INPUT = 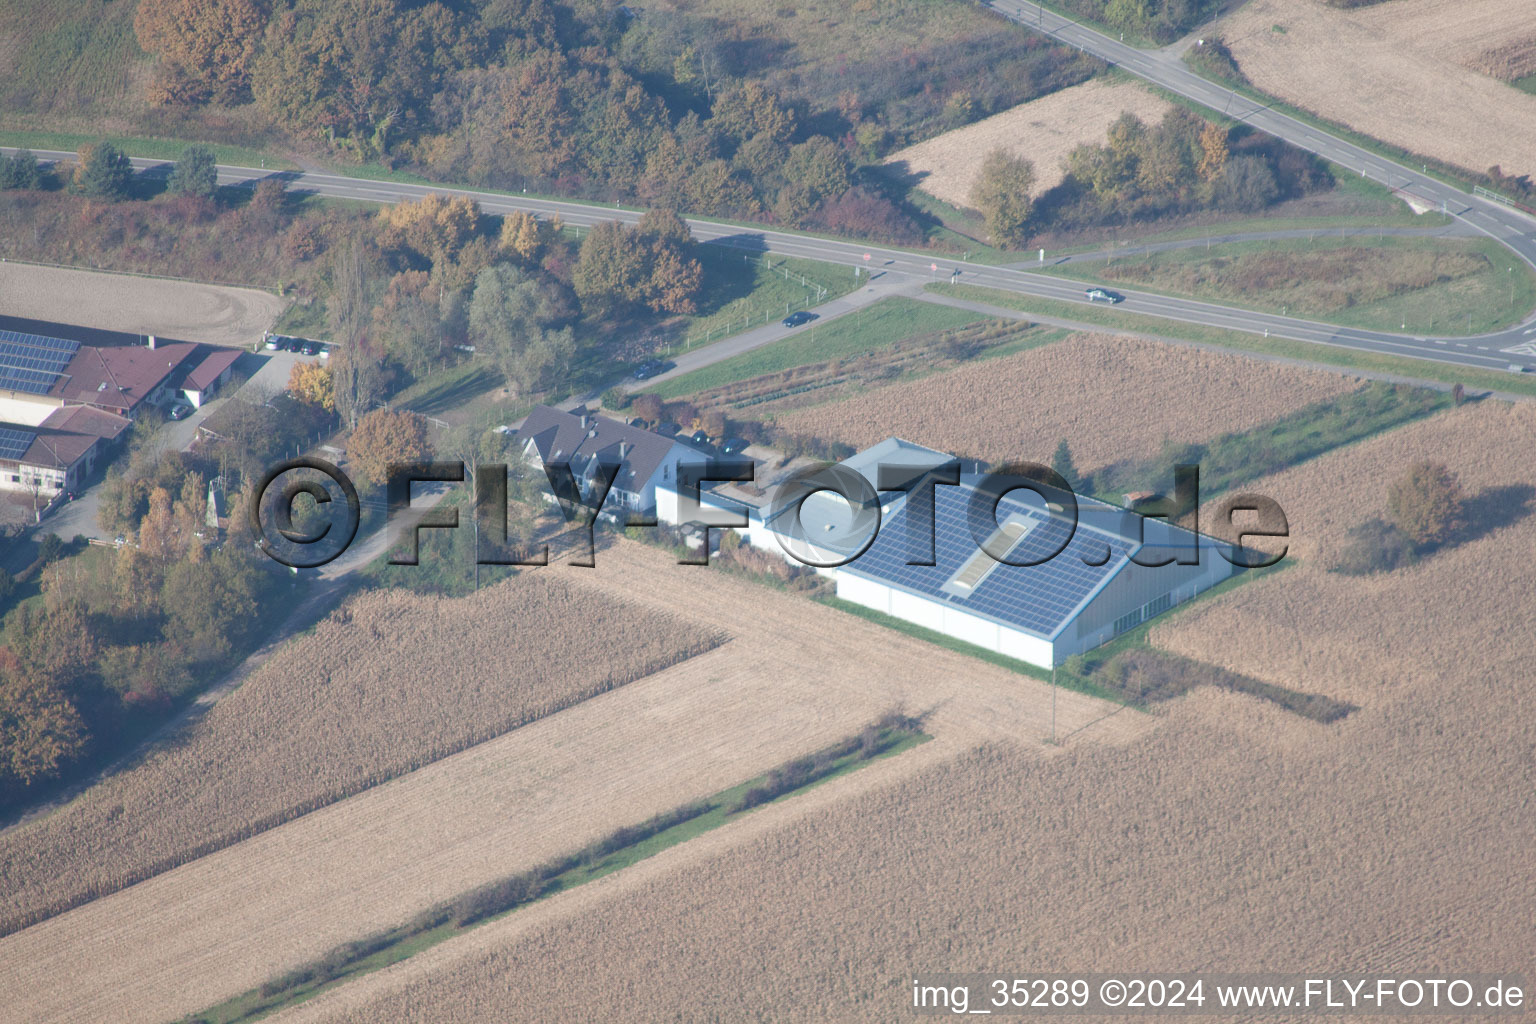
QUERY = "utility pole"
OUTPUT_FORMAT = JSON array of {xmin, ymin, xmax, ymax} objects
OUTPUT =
[{"xmin": 1050, "ymin": 663, "xmax": 1057, "ymax": 744}]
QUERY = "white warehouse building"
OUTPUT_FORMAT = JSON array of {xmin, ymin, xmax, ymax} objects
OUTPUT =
[{"xmin": 659, "ymin": 436, "xmax": 1244, "ymax": 668}]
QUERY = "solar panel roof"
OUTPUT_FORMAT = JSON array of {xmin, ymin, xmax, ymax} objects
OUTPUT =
[
  {"xmin": 0, "ymin": 425, "xmax": 37, "ymax": 462},
  {"xmin": 843, "ymin": 481, "xmax": 1138, "ymax": 639},
  {"xmin": 0, "ymin": 330, "xmax": 79, "ymax": 396}
]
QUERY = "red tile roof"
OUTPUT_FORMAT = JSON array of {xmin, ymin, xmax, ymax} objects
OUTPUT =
[
  {"xmin": 51, "ymin": 342, "xmax": 199, "ymax": 413},
  {"xmin": 20, "ymin": 405, "xmax": 130, "ymax": 469},
  {"xmin": 183, "ymin": 348, "xmax": 242, "ymax": 392}
]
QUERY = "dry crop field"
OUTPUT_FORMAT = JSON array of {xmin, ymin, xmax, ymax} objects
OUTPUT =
[
  {"xmin": 0, "ymin": 262, "xmax": 286, "ymax": 348},
  {"xmin": 1153, "ymin": 400, "xmax": 1536, "ymax": 708},
  {"xmin": 0, "ymin": 541, "xmax": 1149, "ymax": 1024},
  {"xmin": 771, "ymin": 331, "xmax": 1357, "ymax": 473},
  {"xmin": 268, "ymin": 637, "xmax": 1536, "ymax": 1022},
  {"xmin": 0, "ymin": 576, "xmax": 723, "ymax": 936},
  {"xmin": 1220, "ymin": 0, "xmax": 1536, "ymax": 178},
  {"xmin": 884, "ymin": 78, "xmax": 1173, "ymax": 209}
]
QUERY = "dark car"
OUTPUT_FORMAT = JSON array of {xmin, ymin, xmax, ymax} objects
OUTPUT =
[
  {"xmin": 690, "ymin": 429, "xmax": 711, "ymax": 446},
  {"xmin": 300, "ymin": 341, "xmax": 320, "ymax": 356},
  {"xmin": 720, "ymin": 436, "xmax": 750, "ymax": 455},
  {"xmin": 655, "ymin": 420, "xmax": 680, "ymax": 437},
  {"xmin": 168, "ymin": 401, "xmax": 193, "ymax": 421},
  {"xmin": 1084, "ymin": 287, "xmax": 1124, "ymax": 304},
  {"xmin": 782, "ymin": 311, "xmax": 819, "ymax": 327},
  {"xmin": 633, "ymin": 359, "xmax": 672, "ymax": 380}
]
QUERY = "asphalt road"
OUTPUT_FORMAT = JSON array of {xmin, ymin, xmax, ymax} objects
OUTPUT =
[{"xmin": 7, "ymin": 118, "xmax": 1536, "ymax": 375}]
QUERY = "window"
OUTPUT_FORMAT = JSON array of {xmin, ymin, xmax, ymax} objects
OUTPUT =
[
  {"xmin": 1113, "ymin": 609, "xmax": 1142, "ymax": 635},
  {"xmin": 1141, "ymin": 593, "xmax": 1173, "ymax": 619}
]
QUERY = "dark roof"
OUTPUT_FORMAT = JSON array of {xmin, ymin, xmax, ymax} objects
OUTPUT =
[
  {"xmin": 841, "ymin": 475, "xmax": 1222, "ymax": 639},
  {"xmin": 516, "ymin": 405, "xmax": 681, "ymax": 496},
  {"xmin": 183, "ymin": 348, "xmax": 241, "ymax": 392},
  {"xmin": 0, "ymin": 329, "xmax": 79, "ymax": 396},
  {"xmin": 8, "ymin": 405, "xmax": 129, "ymax": 470},
  {"xmin": 51, "ymin": 342, "xmax": 199, "ymax": 413}
]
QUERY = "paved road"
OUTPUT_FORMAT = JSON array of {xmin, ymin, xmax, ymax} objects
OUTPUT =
[{"xmin": 7, "ymin": 142, "xmax": 1536, "ymax": 375}]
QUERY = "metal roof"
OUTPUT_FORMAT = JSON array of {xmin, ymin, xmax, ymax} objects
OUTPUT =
[{"xmin": 0, "ymin": 330, "xmax": 79, "ymax": 396}]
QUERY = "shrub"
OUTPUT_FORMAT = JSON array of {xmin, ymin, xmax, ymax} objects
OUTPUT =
[
  {"xmin": 1332, "ymin": 518, "xmax": 1416, "ymax": 575},
  {"xmin": 1387, "ymin": 461, "xmax": 1464, "ymax": 549}
]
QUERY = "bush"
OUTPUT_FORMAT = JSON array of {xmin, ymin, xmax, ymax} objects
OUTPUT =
[
  {"xmin": 602, "ymin": 386, "xmax": 630, "ymax": 412},
  {"xmin": 1387, "ymin": 461, "xmax": 1464, "ymax": 549},
  {"xmin": 1332, "ymin": 518, "xmax": 1416, "ymax": 575}
]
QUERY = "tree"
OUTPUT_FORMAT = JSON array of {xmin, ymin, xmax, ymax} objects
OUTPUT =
[
  {"xmin": 347, "ymin": 409, "xmax": 433, "ymax": 487},
  {"xmin": 1333, "ymin": 518, "xmax": 1415, "ymax": 575},
  {"xmin": 1051, "ymin": 439, "xmax": 1082, "ymax": 492},
  {"xmin": 469, "ymin": 263, "xmax": 573, "ymax": 399},
  {"xmin": 572, "ymin": 220, "xmax": 651, "ymax": 313},
  {"xmin": 1387, "ymin": 461, "xmax": 1464, "ymax": 549},
  {"xmin": 160, "ymin": 548, "xmax": 265, "ymax": 661},
  {"xmin": 969, "ymin": 149, "xmax": 1036, "ymax": 248},
  {"xmin": 0, "ymin": 149, "xmax": 45, "ymax": 190},
  {"xmin": 377, "ymin": 194, "xmax": 481, "ymax": 271},
  {"xmin": 630, "ymin": 392, "xmax": 664, "ymax": 425},
  {"xmin": 371, "ymin": 271, "xmax": 445, "ymax": 377},
  {"xmin": 74, "ymin": 142, "xmax": 134, "ymax": 200},
  {"xmin": 498, "ymin": 210, "xmax": 555, "ymax": 264},
  {"xmin": 167, "ymin": 144, "xmax": 218, "ymax": 198},
  {"xmin": 1197, "ymin": 122, "xmax": 1229, "ymax": 182},
  {"xmin": 0, "ymin": 669, "xmax": 86, "ymax": 789},
  {"xmin": 134, "ymin": 0, "xmax": 270, "ymax": 103},
  {"xmin": 287, "ymin": 361, "xmax": 335, "ymax": 411},
  {"xmin": 1212, "ymin": 156, "xmax": 1278, "ymax": 213}
]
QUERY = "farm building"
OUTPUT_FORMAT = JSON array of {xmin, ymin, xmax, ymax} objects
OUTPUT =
[
  {"xmin": 516, "ymin": 405, "xmax": 705, "ymax": 519},
  {"xmin": 659, "ymin": 435, "xmax": 1243, "ymax": 666},
  {"xmin": 0, "ymin": 404, "xmax": 131, "ymax": 497},
  {"xmin": 180, "ymin": 348, "xmax": 242, "ymax": 408}
]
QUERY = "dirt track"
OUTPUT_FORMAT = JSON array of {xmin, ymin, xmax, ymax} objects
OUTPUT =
[{"xmin": 0, "ymin": 261, "xmax": 285, "ymax": 346}]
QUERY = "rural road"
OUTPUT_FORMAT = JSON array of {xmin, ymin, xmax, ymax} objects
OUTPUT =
[{"xmin": 6, "ymin": 114, "xmax": 1536, "ymax": 376}]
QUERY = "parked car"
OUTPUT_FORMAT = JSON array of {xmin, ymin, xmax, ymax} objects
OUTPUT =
[
  {"xmin": 690, "ymin": 429, "xmax": 710, "ymax": 445},
  {"xmin": 168, "ymin": 401, "xmax": 193, "ymax": 421},
  {"xmin": 721, "ymin": 436, "xmax": 751, "ymax": 455},
  {"xmin": 317, "ymin": 343, "xmax": 331, "ymax": 359},
  {"xmin": 655, "ymin": 420, "xmax": 680, "ymax": 437},
  {"xmin": 300, "ymin": 341, "xmax": 320, "ymax": 356},
  {"xmin": 263, "ymin": 334, "xmax": 281, "ymax": 351},
  {"xmin": 1085, "ymin": 287, "xmax": 1124, "ymax": 304},
  {"xmin": 782, "ymin": 310, "xmax": 819, "ymax": 327}
]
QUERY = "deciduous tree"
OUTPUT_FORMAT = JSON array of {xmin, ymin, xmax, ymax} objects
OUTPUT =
[
  {"xmin": 1387, "ymin": 461, "xmax": 1464, "ymax": 549},
  {"xmin": 134, "ymin": 0, "xmax": 269, "ymax": 103},
  {"xmin": 969, "ymin": 149, "xmax": 1036, "ymax": 248},
  {"xmin": 287, "ymin": 361, "xmax": 336, "ymax": 411},
  {"xmin": 347, "ymin": 409, "xmax": 434, "ymax": 487}
]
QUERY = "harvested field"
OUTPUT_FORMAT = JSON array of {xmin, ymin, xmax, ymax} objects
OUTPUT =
[
  {"xmin": 1153, "ymin": 401, "xmax": 1536, "ymax": 707},
  {"xmin": 266, "ymin": 639, "xmax": 1536, "ymax": 1023},
  {"xmin": 0, "ymin": 261, "xmax": 285, "ymax": 348},
  {"xmin": 0, "ymin": 541, "xmax": 1149, "ymax": 1024},
  {"xmin": 885, "ymin": 78, "xmax": 1173, "ymax": 209},
  {"xmin": 1221, "ymin": 0, "xmax": 1536, "ymax": 178},
  {"xmin": 0, "ymin": 576, "xmax": 724, "ymax": 937},
  {"xmin": 771, "ymin": 331, "xmax": 1357, "ymax": 473}
]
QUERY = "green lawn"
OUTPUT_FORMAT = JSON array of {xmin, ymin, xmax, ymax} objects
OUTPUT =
[
  {"xmin": 646, "ymin": 297, "xmax": 986, "ymax": 399},
  {"xmin": 663, "ymin": 249, "xmax": 859, "ymax": 354},
  {"xmin": 927, "ymin": 283, "xmax": 1536, "ymax": 399},
  {"xmin": 1514, "ymin": 74, "xmax": 1536, "ymax": 97},
  {"xmin": 0, "ymin": 127, "xmax": 296, "ymax": 171},
  {"xmin": 1040, "ymin": 235, "xmax": 1536, "ymax": 336}
]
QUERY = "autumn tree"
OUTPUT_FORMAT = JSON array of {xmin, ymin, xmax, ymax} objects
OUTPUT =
[
  {"xmin": 253, "ymin": 0, "xmax": 469, "ymax": 153},
  {"xmin": 287, "ymin": 361, "xmax": 336, "ymax": 412},
  {"xmin": 711, "ymin": 82, "xmax": 796, "ymax": 146},
  {"xmin": 378, "ymin": 194, "xmax": 481, "ymax": 271},
  {"xmin": 498, "ymin": 210, "xmax": 560, "ymax": 265},
  {"xmin": 134, "ymin": 0, "xmax": 270, "ymax": 103},
  {"xmin": 1212, "ymin": 156, "xmax": 1279, "ymax": 212},
  {"xmin": 167, "ymin": 144, "xmax": 218, "ymax": 198},
  {"xmin": 969, "ymin": 149, "xmax": 1036, "ymax": 248},
  {"xmin": 775, "ymin": 137, "xmax": 853, "ymax": 227},
  {"xmin": 630, "ymin": 392, "xmax": 664, "ymax": 425},
  {"xmin": 0, "ymin": 663, "xmax": 86, "ymax": 791},
  {"xmin": 347, "ymin": 408, "xmax": 434, "ymax": 487},
  {"xmin": 1197, "ymin": 122, "xmax": 1229, "ymax": 182},
  {"xmin": 1387, "ymin": 461, "xmax": 1464, "ymax": 549},
  {"xmin": 372, "ymin": 271, "xmax": 445, "ymax": 377},
  {"xmin": 73, "ymin": 142, "xmax": 134, "ymax": 200},
  {"xmin": 160, "ymin": 548, "xmax": 265, "ymax": 662},
  {"xmin": 573, "ymin": 213, "xmax": 703, "ymax": 315}
]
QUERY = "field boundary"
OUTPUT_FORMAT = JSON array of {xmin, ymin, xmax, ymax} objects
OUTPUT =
[{"xmin": 180, "ymin": 716, "xmax": 929, "ymax": 1024}]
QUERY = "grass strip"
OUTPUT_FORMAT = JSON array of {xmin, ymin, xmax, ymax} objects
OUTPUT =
[
  {"xmin": 179, "ymin": 714, "xmax": 929, "ymax": 1024},
  {"xmin": 0, "ymin": 128, "xmax": 295, "ymax": 171},
  {"xmin": 925, "ymin": 283, "xmax": 1536, "ymax": 399},
  {"xmin": 645, "ymin": 297, "xmax": 987, "ymax": 399}
]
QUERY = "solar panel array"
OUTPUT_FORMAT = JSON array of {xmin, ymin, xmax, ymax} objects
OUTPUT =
[
  {"xmin": 847, "ymin": 484, "xmax": 1136, "ymax": 638},
  {"xmin": 0, "ymin": 425, "xmax": 37, "ymax": 462},
  {"xmin": 0, "ymin": 330, "xmax": 79, "ymax": 396}
]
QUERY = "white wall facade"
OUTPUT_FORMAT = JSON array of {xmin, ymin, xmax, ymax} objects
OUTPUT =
[{"xmin": 835, "ymin": 573, "xmax": 1059, "ymax": 669}]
